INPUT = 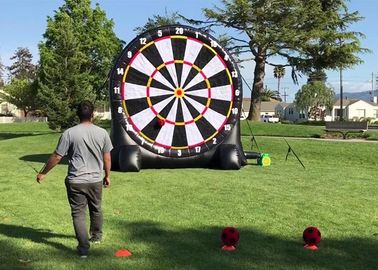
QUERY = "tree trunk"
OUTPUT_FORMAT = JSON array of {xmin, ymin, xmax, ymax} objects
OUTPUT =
[
  {"xmin": 247, "ymin": 50, "xmax": 266, "ymax": 121},
  {"xmin": 277, "ymin": 78, "xmax": 281, "ymax": 96},
  {"xmin": 24, "ymin": 109, "xmax": 28, "ymax": 118}
]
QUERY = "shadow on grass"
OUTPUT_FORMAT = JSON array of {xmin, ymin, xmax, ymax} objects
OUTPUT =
[
  {"xmin": 20, "ymin": 154, "xmax": 68, "ymax": 165},
  {"xmin": 1, "ymin": 221, "xmax": 377, "ymax": 269},
  {"xmin": 0, "ymin": 224, "xmax": 73, "ymax": 252},
  {"xmin": 0, "ymin": 224, "xmax": 77, "ymax": 269},
  {"xmin": 0, "ymin": 132, "xmax": 54, "ymax": 141},
  {"xmin": 110, "ymin": 221, "xmax": 377, "ymax": 270}
]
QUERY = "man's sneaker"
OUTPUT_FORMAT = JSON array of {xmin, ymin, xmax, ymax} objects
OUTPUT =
[
  {"xmin": 77, "ymin": 247, "xmax": 89, "ymax": 258},
  {"xmin": 89, "ymin": 237, "xmax": 102, "ymax": 244}
]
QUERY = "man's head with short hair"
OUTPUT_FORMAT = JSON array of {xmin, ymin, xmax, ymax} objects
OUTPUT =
[{"xmin": 77, "ymin": 100, "xmax": 94, "ymax": 122}]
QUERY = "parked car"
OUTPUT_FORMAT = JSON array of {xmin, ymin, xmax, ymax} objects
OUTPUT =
[{"xmin": 260, "ymin": 115, "xmax": 280, "ymax": 123}]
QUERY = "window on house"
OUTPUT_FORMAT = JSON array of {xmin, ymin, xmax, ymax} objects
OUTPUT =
[{"xmin": 335, "ymin": 109, "xmax": 341, "ymax": 117}]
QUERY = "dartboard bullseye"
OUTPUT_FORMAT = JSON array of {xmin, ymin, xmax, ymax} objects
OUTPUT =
[{"xmin": 110, "ymin": 25, "xmax": 242, "ymax": 158}]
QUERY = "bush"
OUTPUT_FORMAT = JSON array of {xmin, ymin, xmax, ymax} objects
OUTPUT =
[
  {"xmin": 0, "ymin": 112, "xmax": 14, "ymax": 117},
  {"xmin": 298, "ymin": 120, "xmax": 326, "ymax": 126}
]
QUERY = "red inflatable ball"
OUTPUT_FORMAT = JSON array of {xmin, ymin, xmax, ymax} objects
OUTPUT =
[
  {"xmin": 303, "ymin": 226, "xmax": 321, "ymax": 246},
  {"xmin": 221, "ymin": 227, "xmax": 240, "ymax": 247},
  {"xmin": 158, "ymin": 119, "xmax": 165, "ymax": 127}
]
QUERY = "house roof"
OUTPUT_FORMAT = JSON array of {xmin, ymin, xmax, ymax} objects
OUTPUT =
[
  {"xmin": 242, "ymin": 99, "xmax": 286, "ymax": 113},
  {"xmin": 276, "ymin": 102, "xmax": 291, "ymax": 109},
  {"xmin": 365, "ymin": 101, "xmax": 378, "ymax": 106},
  {"xmin": 333, "ymin": 99, "xmax": 359, "ymax": 107},
  {"xmin": 334, "ymin": 99, "xmax": 378, "ymax": 107}
]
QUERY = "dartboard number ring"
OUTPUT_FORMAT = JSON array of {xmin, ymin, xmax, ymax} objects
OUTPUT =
[{"xmin": 110, "ymin": 25, "xmax": 242, "ymax": 158}]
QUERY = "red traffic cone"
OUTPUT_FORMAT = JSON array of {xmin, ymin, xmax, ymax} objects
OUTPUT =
[
  {"xmin": 115, "ymin": 249, "xmax": 132, "ymax": 257},
  {"xmin": 221, "ymin": 245, "xmax": 236, "ymax": 251},
  {"xmin": 304, "ymin": 244, "xmax": 318, "ymax": 251}
]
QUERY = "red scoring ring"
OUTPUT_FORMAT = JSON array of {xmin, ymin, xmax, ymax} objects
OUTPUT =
[
  {"xmin": 145, "ymin": 61, "xmax": 211, "ymax": 125},
  {"xmin": 119, "ymin": 34, "xmax": 237, "ymax": 152}
]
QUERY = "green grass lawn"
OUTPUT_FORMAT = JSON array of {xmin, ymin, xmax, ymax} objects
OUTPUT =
[
  {"xmin": 240, "ymin": 121, "xmax": 325, "ymax": 138},
  {"xmin": 0, "ymin": 123, "xmax": 378, "ymax": 269}
]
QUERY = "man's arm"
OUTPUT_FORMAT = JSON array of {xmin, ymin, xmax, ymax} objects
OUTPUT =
[
  {"xmin": 103, "ymin": 152, "xmax": 111, "ymax": 187},
  {"xmin": 36, "ymin": 151, "xmax": 63, "ymax": 183}
]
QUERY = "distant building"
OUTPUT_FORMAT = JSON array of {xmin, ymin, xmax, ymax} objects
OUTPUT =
[
  {"xmin": 241, "ymin": 98, "xmax": 281, "ymax": 118},
  {"xmin": 275, "ymin": 103, "xmax": 308, "ymax": 123},
  {"xmin": 234, "ymin": 97, "xmax": 378, "ymax": 123},
  {"xmin": 0, "ymin": 89, "xmax": 23, "ymax": 118},
  {"xmin": 331, "ymin": 99, "xmax": 378, "ymax": 121}
]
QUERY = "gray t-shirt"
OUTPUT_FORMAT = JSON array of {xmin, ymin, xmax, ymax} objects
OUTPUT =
[{"xmin": 55, "ymin": 123, "xmax": 113, "ymax": 183}]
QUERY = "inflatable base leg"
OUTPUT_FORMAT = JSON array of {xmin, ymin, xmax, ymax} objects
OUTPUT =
[
  {"xmin": 216, "ymin": 144, "xmax": 242, "ymax": 170},
  {"xmin": 118, "ymin": 145, "xmax": 142, "ymax": 172}
]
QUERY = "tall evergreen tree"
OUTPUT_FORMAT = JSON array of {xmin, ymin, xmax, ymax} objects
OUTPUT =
[
  {"xmin": 196, "ymin": 0, "xmax": 366, "ymax": 120},
  {"xmin": 8, "ymin": 47, "xmax": 36, "ymax": 80},
  {"xmin": 307, "ymin": 70, "xmax": 328, "ymax": 84},
  {"xmin": 38, "ymin": 0, "xmax": 122, "ymax": 130},
  {"xmin": 0, "ymin": 49, "xmax": 38, "ymax": 117},
  {"xmin": 0, "ymin": 56, "xmax": 5, "ymax": 87},
  {"xmin": 134, "ymin": 12, "xmax": 181, "ymax": 34}
]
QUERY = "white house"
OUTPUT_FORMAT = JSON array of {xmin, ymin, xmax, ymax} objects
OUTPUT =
[
  {"xmin": 275, "ymin": 103, "xmax": 308, "ymax": 123},
  {"xmin": 331, "ymin": 99, "xmax": 378, "ymax": 121},
  {"xmin": 278, "ymin": 98, "xmax": 378, "ymax": 123}
]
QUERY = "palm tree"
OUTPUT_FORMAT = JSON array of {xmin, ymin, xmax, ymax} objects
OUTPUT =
[
  {"xmin": 273, "ymin": 65, "xmax": 285, "ymax": 96},
  {"xmin": 261, "ymin": 88, "xmax": 282, "ymax": 102}
]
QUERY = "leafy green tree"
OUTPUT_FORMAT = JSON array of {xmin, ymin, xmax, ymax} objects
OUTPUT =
[
  {"xmin": 0, "ymin": 49, "xmax": 38, "ymax": 117},
  {"xmin": 136, "ymin": 13, "xmax": 242, "ymax": 63},
  {"xmin": 38, "ymin": 0, "xmax": 122, "ymax": 130},
  {"xmin": 273, "ymin": 65, "xmax": 285, "ymax": 95},
  {"xmin": 134, "ymin": 12, "xmax": 181, "ymax": 34},
  {"xmin": 307, "ymin": 70, "xmax": 327, "ymax": 84},
  {"xmin": 294, "ymin": 81, "xmax": 335, "ymax": 121},
  {"xmin": 8, "ymin": 47, "xmax": 36, "ymax": 80},
  {"xmin": 198, "ymin": 0, "xmax": 366, "ymax": 121},
  {"xmin": 0, "ymin": 79, "xmax": 38, "ymax": 117}
]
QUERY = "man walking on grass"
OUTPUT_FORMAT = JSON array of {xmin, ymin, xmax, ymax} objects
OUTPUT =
[{"xmin": 36, "ymin": 100, "xmax": 113, "ymax": 258}]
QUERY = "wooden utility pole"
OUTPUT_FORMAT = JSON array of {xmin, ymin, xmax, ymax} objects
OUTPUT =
[
  {"xmin": 282, "ymin": 88, "xmax": 289, "ymax": 103},
  {"xmin": 340, "ymin": 68, "xmax": 343, "ymax": 121}
]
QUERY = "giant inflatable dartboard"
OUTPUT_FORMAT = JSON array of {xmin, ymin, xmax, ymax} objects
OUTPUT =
[{"xmin": 109, "ymin": 25, "xmax": 246, "ymax": 171}]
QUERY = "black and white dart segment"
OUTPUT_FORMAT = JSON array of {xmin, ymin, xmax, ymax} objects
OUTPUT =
[{"xmin": 110, "ymin": 26, "xmax": 241, "ymax": 157}]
